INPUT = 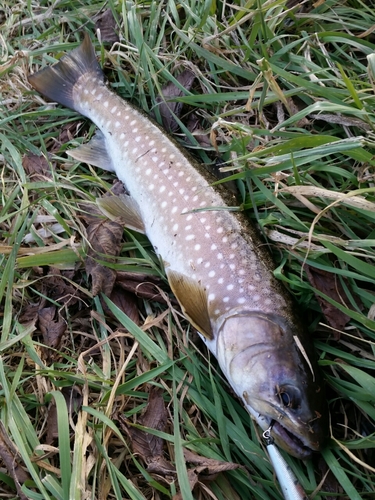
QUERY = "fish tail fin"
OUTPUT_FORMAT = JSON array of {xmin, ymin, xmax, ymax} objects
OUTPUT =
[{"xmin": 28, "ymin": 33, "xmax": 104, "ymax": 111}]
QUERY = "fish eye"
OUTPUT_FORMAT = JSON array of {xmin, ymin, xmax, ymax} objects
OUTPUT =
[{"xmin": 276, "ymin": 385, "xmax": 301, "ymax": 411}]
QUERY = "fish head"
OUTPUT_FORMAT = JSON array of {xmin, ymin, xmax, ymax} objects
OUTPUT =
[{"xmin": 215, "ymin": 310, "xmax": 327, "ymax": 459}]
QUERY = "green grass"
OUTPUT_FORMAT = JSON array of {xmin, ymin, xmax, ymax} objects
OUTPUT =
[{"xmin": 1, "ymin": 0, "xmax": 375, "ymax": 498}]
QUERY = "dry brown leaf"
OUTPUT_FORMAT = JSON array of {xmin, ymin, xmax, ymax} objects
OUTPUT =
[
  {"xmin": 116, "ymin": 271, "xmax": 174, "ymax": 305},
  {"xmin": 46, "ymin": 387, "xmax": 82, "ymax": 445},
  {"xmin": 95, "ymin": 8, "xmax": 119, "ymax": 43},
  {"xmin": 127, "ymin": 387, "xmax": 168, "ymax": 461},
  {"xmin": 155, "ymin": 70, "xmax": 196, "ymax": 133},
  {"xmin": 184, "ymin": 448, "xmax": 242, "ymax": 476},
  {"xmin": 22, "ymin": 153, "xmax": 52, "ymax": 181},
  {"xmin": 85, "ymin": 218, "xmax": 123, "ymax": 296},
  {"xmin": 43, "ymin": 268, "xmax": 82, "ymax": 307},
  {"xmin": 105, "ymin": 286, "xmax": 140, "ymax": 325},
  {"xmin": 38, "ymin": 306, "xmax": 66, "ymax": 349},
  {"xmin": 119, "ymin": 387, "xmax": 174, "ymax": 475},
  {"xmin": 305, "ymin": 265, "xmax": 363, "ymax": 337},
  {"xmin": 0, "ymin": 421, "xmax": 29, "ymax": 500}
]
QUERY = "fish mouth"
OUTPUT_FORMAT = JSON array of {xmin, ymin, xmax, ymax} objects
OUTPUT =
[{"xmin": 270, "ymin": 419, "xmax": 316, "ymax": 459}]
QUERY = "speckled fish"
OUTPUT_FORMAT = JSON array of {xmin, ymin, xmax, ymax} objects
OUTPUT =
[{"xmin": 28, "ymin": 34, "xmax": 326, "ymax": 459}]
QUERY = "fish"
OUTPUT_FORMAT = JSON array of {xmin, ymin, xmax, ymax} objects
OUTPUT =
[{"xmin": 28, "ymin": 33, "xmax": 327, "ymax": 460}]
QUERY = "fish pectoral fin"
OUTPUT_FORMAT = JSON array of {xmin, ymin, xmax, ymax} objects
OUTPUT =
[
  {"xmin": 68, "ymin": 130, "xmax": 115, "ymax": 172},
  {"xmin": 166, "ymin": 269, "xmax": 213, "ymax": 340},
  {"xmin": 97, "ymin": 194, "xmax": 145, "ymax": 233}
]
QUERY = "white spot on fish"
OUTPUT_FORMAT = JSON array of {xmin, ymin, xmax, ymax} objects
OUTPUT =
[
  {"xmin": 204, "ymin": 262, "xmax": 210, "ymax": 268},
  {"xmin": 208, "ymin": 293, "xmax": 215, "ymax": 301},
  {"xmin": 214, "ymin": 309, "xmax": 221, "ymax": 315},
  {"xmin": 168, "ymin": 191, "xmax": 173, "ymax": 197},
  {"xmin": 218, "ymin": 278, "xmax": 224, "ymax": 284},
  {"xmin": 173, "ymin": 181, "xmax": 178, "ymax": 187},
  {"xmin": 194, "ymin": 244, "xmax": 201, "ymax": 251},
  {"xmin": 111, "ymin": 106, "xmax": 117, "ymax": 113},
  {"xmin": 97, "ymin": 93, "xmax": 103, "ymax": 99},
  {"xmin": 186, "ymin": 235, "xmax": 195, "ymax": 241},
  {"xmin": 185, "ymin": 225, "xmax": 192, "ymax": 231},
  {"xmin": 230, "ymin": 264, "xmax": 236, "ymax": 270},
  {"xmin": 146, "ymin": 168, "xmax": 152, "ymax": 175},
  {"xmin": 120, "ymin": 133, "xmax": 125, "ymax": 139},
  {"xmin": 179, "ymin": 188, "xmax": 185, "ymax": 195},
  {"xmin": 199, "ymin": 201, "xmax": 206, "ymax": 207},
  {"xmin": 169, "ymin": 154, "xmax": 175, "ymax": 160},
  {"xmin": 133, "ymin": 128, "xmax": 138, "ymax": 133},
  {"xmin": 227, "ymin": 284, "xmax": 234, "ymax": 291},
  {"xmin": 84, "ymin": 89, "xmax": 89, "ymax": 94},
  {"xmin": 91, "ymin": 88, "xmax": 96, "ymax": 95},
  {"xmin": 178, "ymin": 171, "xmax": 184, "ymax": 177},
  {"xmin": 200, "ymin": 217, "xmax": 206, "ymax": 224},
  {"xmin": 252, "ymin": 295, "xmax": 260, "ymax": 302},
  {"xmin": 222, "ymin": 236, "xmax": 228, "ymax": 243},
  {"xmin": 159, "ymin": 186, "xmax": 166, "ymax": 193},
  {"xmin": 148, "ymin": 184, "xmax": 155, "ymax": 190},
  {"xmin": 173, "ymin": 223, "xmax": 178, "ymax": 231},
  {"xmin": 223, "ymin": 297, "xmax": 229, "ymax": 303},
  {"xmin": 204, "ymin": 233, "xmax": 210, "ymax": 238},
  {"xmin": 115, "ymin": 121, "xmax": 120, "ymax": 127},
  {"xmin": 130, "ymin": 119, "xmax": 136, "ymax": 125},
  {"xmin": 161, "ymin": 201, "xmax": 167, "ymax": 208},
  {"xmin": 217, "ymin": 253, "xmax": 223, "ymax": 260},
  {"xmin": 229, "ymin": 253, "xmax": 235, "ymax": 259},
  {"xmin": 149, "ymin": 140, "xmax": 155, "ymax": 146},
  {"xmin": 186, "ymin": 214, "xmax": 193, "ymax": 221},
  {"xmin": 231, "ymin": 242, "xmax": 238, "ymax": 250},
  {"xmin": 132, "ymin": 147, "xmax": 138, "ymax": 154},
  {"xmin": 197, "ymin": 257, "xmax": 203, "ymax": 264},
  {"xmin": 217, "ymin": 227, "xmax": 223, "ymax": 234},
  {"xmin": 117, "ymin": 111, "xmax": 121, "ymax": 116},
  {"xmin": 176, "ymin": 162, "xmax": 182, "ymax": 167},
  {"xmin": 193, "ymin": 195, "xmax": 198, "ymax": 202},
  {"xmin": 208, "ymin": 270, "xmax": 215, "ymax": 278},
  {"xmin": 135, "ymin": 136, "xmax": 141, "ymax": 142},
  {"xmin": 211, "ymin": 244, "xmax": 217, "ymax": 251},
  {"xmin": 106, "ymin": 120, "xmax": 112, "ymax": 128},
  {"xmin": 161, "ymin": 147, "xmax": 167, "ymax": 153},
  {"xmin": 104, "ymin": 101, "xmax": 109, "ymax": 108},
  {"xmin": 186, "ymin": 176, "xmax": 191, "ymax": 182},
  {"xmin": 125, "ymin": 115, "xmax": 130, "ymax": 120},
  {"xmin": 265, "ymin": 298, "xmax": 272, "ymax": 305},
  {"xmin": 239, "ymin": 269, "xmax": 245, "ymax": 275},
  {"xmin": 237, "ymin": 297, "xmax": 246, "ymax": 304}
]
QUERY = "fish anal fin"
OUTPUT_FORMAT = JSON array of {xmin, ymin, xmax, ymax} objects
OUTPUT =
[
  {"xmin": 166, "ymin": 269, "xmax": 213, "ymax": 340},
  {"xmin": 68, "ymin": 131, "xmax": 114, "ymax": 171},
  {"xmin": 97, "ymin": 194, "xmax": 145, "ymax": 234}
]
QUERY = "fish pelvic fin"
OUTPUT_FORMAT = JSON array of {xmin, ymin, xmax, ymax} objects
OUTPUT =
[
  {"xmin": 97, "ymin": 194, "xmax": 146, "ymax": 234},
  {"xmin": 28, "ymin": 32, "xmax": 104, "ymax": 111},
  {"xmin": 166, "ymin": 269, "xmax": 213, "ymax": 340},
  {"xmin": 68, "ymin": 131, "xmax": 115, "ymax": 171}
]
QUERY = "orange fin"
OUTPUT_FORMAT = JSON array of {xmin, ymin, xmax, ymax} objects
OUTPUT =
[
  {"xmin": 68, "ymin": 131, "xmax": 114, "ymax": 172},
  {"xmin": 97, "ymin": 195, "xmax": 145, "ymax": 234},
  {"xmin": 28, "ymin": 33, "xmax": 103, "ymax": 111},
  {"xmin": 166, "ymin": 269, "xmax": 213, "ymax": 340}
]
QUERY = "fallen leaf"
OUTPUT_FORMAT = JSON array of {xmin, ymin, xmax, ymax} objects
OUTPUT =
[
  {"xmin": 305, "ymin": 265, "xmax": 363, "ymax": 337},
  {"xmin": 155, "ymin": 70, "xmax": 196, "ymax": 133},
  {"xmin": 38, "ymin": 306, "xmax": 66, "ymax": 349},
  {"xmin": 184, "ymin": 448, "xmax": 242, "ymax": 476},
  {"xmin": 22, "ymin": 153, "xmax": 52, "ymax": 181},
  {"xmin": 105, "ymin": 286, "xmax": 140, "ymax": 325},
  {"xmin": 116, "ymin": 271, "xmax": 175, "ymax": 305},
  {"xmin": 85, "ymin": 218, "xmax": 123, "ymax": 296},
  {"xmin": 0, "ymin": 421, "xmax": 29, "ymax": 500},
  {"xmin": 95, "ymin": 8, "xmax": 119, "ymax": 43},
  {"xmin": 43, "ymin": 268, "xmax": 82, "ymax": 307},
  {"xmin": 118, "ymin": 386, "xmax": 174, "ymax": 476},
  {"xmin": 46, "ymin": 387, "xmax": 82, "ymax": 445}
]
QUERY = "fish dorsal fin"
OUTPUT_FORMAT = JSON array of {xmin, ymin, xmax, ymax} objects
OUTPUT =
[
  {"xmin": 68, "ymin": 131, "xmax": 114, "ymax": 172},
  {"xmin": 97, "ymin": 194, "xmax": 145, "ymax": 233},
  {"xmin": 166, "ymin": 269, "xmax": 213, "ymax": 340}
]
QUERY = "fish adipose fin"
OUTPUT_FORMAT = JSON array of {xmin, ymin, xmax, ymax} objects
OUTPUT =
[
  {"xmin": 166, "ymin": 269, "xmax": 213, "ymax": 340},
  {"xmin": 69, "ymin": 131, "xmax": 114, "ymax": 172},
  {"xmin": 28, "ymin": 32, "xmax": 103, "ymax": 111},
  {"xmin": 97, "ymin": 195, "xmax": 145, "ymax": 234}
]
